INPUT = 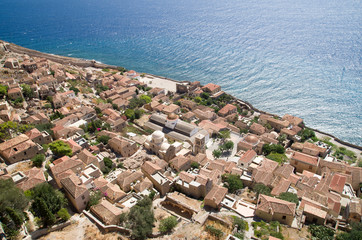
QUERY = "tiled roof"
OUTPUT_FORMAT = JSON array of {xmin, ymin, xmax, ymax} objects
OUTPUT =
[
  {"xmin": 205, "ymin": 185, "xmax": 227, "ymax": 206},
  {"xmin": 257, "ymin": 194, "xmax": 296, "ymax": 216},
  {"xmin": 239, "ymin": 150, "xmax": 257, "ymax": 164},
  {"xmin": 303, "ymin": 204, "xmax": 327, "ymax": 219},
  {"xmin": 77, "ymin": 149, "xmax": 97, "ymax": 165},
  {"xmin": 0, "ymin": 134, "xmax": 29, "ymax": 151},
  {"xmin": 329, "ymin": 173, "xmax": 346, "ymax": 194},
  {"xmin": 291, "ymin": 151, "xmax": 319, "ymax": 166},
  {"xmin": 60, "ymin": 174, "xmax": 88, "ymax": 199},
  {"xmin": 274, "ymin": 164, "xmax": 294, "ymax": 179},
  {"xmin": 142, "ymin": 161, "xmax": 162, "ymax": 176},
  {"xmin": 16, "ymin": 167, "xmax": 46, "ymax": 191},
  {"xmin": 271, "ymin": 178, "xmax": 291, "ymax": 196},
  {"xmin": 179, "ymin": 171, "xmax": 195, "ymax": 183},
  {"xmin": 25, "ymin": 128, "xmax": 42, "ymax": 140},
  {"xmin": 50, "ymin": 158, "xmax": 83, "ymax": 176}
]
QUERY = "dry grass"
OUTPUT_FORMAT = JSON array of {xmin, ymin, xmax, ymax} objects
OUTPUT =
[{"xmin": 281, "ymin": 225, "xmax": 310, "ymax": 240}]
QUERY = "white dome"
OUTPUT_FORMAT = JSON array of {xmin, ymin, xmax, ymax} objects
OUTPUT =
[{"xmin": 152, "ymin": 130, "xmax": 164, "ymax": 139}]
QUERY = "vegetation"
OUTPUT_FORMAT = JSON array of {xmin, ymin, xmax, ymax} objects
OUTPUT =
[
  {"xmin": 0, "ymin": 179, "xmax": 29, "ymax": 238},
  {"xmin": 253, "ymin": 183, "xmax": 271, "ymax": 197},
  {"xmin": 278, "ymin": 192, "xmax": 299, "ymax": 206},
  {"xmin": 336, "ymin": 222, "xmax": 362, "ymax": 240},
  {"xmin": 222, "ymin": 174, "xmax": 243, "ymax": 193},
  {"xmin": 49, "ymin": 140, "xmax": 73, "ymax": 157},
  {"xmin": 31, "ymin": 154, "xmax": 45, "ymax": 167},
  {"xmin": 231, "ymin": 216, "xmax": 248, "ymax": 239},
  {"xmin": 57, "ymin": 208, "xmax": 70, "ymax": 222},
  {"xmin": 252, "ymin": 221, "xmax": 283, "ymax": 240},
  {"xmin": 87, "ymin": 190, "xmax": 103, "ymax": 209},
  {"xmin": 266, "ymin": 152, "xmax": 288, "ymax": 163},
  {"xmin": 218, "ymin": 130, "xmax": 230, "ymax": 142},
  {"xmin": 308, "ymin": 224, "xmax": 334, "ymax": 240},
  {"xmin": 21, "ymin": 84, "xmax": 34, "ymax": 99},
  {"xmin": 333, "ymin": 146, "xmax": 357, "ymax": 162},
  {"xmin": 69, "ymin": 86, "xmax": 80, "ymax": 95},
  {"xmin": 298, "ymin": 128, "xmax": 316, "ymax": 142},
  {"xmin": 191, "ymin": 162, "xmax": 200, "ymax": 169},
  {"xmin": 102, "ymin": 157, "xmax": 113, "ymax": 174},
  {"xmin": 159, "ymin": 216, "xmax": 178, "ymax": 233},
  {"xmin": 262, "ymin": 143, "xmax": 285, "ymax": 155},
  {"xmin": 212, "ymin": 149, "xmax": 222, "ymax": 158},
  {"xmin": 205, "ymin": 225, "xmax": 223, "ymax": 239},
  {"xmin": 128, "ymin": 95, "xmax": 151, "ymax": 109},
  {"xmin": 97, "ymin": 135, "xmax": 111, "ymax": 145},
  {"xmin": 0, "ymin": 84, "xmax": 8, "ymax": 97},
  {"xmin": 35, "ymin": 122, "xmax": 54, "ymax": 135},
  {"xmin": 49, "ymin": 111, "xmax": 64, "ymax": 121},
  {"xmin": 29, "ymin": 183, "xmax": 67, "ymax": 227},
  {"xmin": 125, "ymin": 197, "xmax": 155, "ymax": 240},
  {"xmin": 0, "ymin": 121, "xmax": 33, "ymax": 141},
  {"xmin": 125, "ymin": 109, "xmax": 135, "ymax": 121}
]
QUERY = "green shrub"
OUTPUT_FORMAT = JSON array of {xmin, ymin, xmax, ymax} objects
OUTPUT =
[
  {"xmin": 57, "ymin": 208, "xmax": 70, "ymax": 221},
  {"xmin": 159, "ymin": 216, "xmax": 178, "ymax": 233},
  {"xmin": 31, "ymin": 154, "xmax": 45, "ymax": 167},
  {"xmin": 205, "ymin": 225, "xmax": 223, "ymax": 239}
]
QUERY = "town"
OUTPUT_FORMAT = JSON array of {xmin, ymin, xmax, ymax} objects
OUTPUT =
[{"xmin": 0, "ymin": 40, "xmax": 361, "ymax": 240}]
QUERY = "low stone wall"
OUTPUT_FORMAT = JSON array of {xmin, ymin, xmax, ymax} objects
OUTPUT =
[
  {"xmin": 82, "ymin": 210, "xmax": 131, "ymax": 235},
  {"xmin": 29, "ymin": 221, "xmax": 71, "ymax": 239}
]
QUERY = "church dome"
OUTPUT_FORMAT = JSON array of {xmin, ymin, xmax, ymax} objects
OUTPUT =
[
  {"xmin": 167, "ymin": 113, "xmax": 178, "ymax": 120},
  {"xmin": 152, "ymin": 130, "xmax": 164, "ymax": 141},
  {"xmin": 244, "ymin": 134, "xmax": 259, "ymax": 145}
]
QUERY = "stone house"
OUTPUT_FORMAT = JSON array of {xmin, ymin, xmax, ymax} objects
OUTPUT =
[
  {"xmin": 90, "ymin": 199, "xmax": 123, "ymax": 225},
  {"xmin": 255, "ymin": 194, "xmax": 296, "ymax": 226},
  {"xmin": 303, "ymin": 204, "xmax": 327, "ymax": 225},
  {"xmin": 0, "ymin": 134, "xmax": 41, "ymax": 164},
  {"xmin": 50, "ymin": 156, "xmax": 84, "ymax": 187},
  {"xmin": 218, "ymin": 104, "xmax": 237, "ymax": 117},
  {"xmin": 25, "ymin": 128, "xmax": 52, "ymax": 145},
  {"xmin": 4, "ymin": 58, "xmax": 19, "ymax": 69},
  {"xmin": 347, "ymin": 198, "xmax": 362, "ymax": 223},
  {"xmin": 204, "ymin": 185, "xmax": 228, "ymax": 209},
  {"xmin": 169, "ymin": 156, "xmax": 191, "ymax": 172},
  {"xmin": 117, "ymin": 170, "xmax": 144, "ymax": 192},
  {"xmin": 250, "ymin": 123, "xmax": 266, "ymax": 136},
  {"xmin": 7, "ymin": 87, "xmax": 23, "ymax": 100},
  {"xmin": 175, "ymin": 171, "xmax": 212, "ymax": 199},
  {"xmin": 266, "ymin": 118, "xmax": 290, "ymax": 132},
  {"xmin": 16, "ymin": 167, "xmax": 46, "ymax": 191},
  {"xmin": 141, "ymin": 161, "xmax": 172, "ymax": 196},
  {"xmin": 108, "ymin": 136, "xmax": 138, "ymax": 157},
  {"xmin": 61, "ymin": 173, "xmax": 90, "ymax": 213},
  {"xmin": 202, "ymin": 83, "xmax": 221, "ymax": 95},
  {"xmin": 290, "ymin": 151, "xmax": 319, "ymax": 173}
]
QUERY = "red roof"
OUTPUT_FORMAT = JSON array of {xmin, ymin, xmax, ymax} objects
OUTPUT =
[
  {"xmin": 292, "ymin": 151, "xmax": 319, "ymax": 166},
  {"xmin": 329, "ymin": 173, "xmax": 346, "ymax": 194},
  {"xmin": 239, "ymin": 149, "xmax": 257, "ymax": 164}
]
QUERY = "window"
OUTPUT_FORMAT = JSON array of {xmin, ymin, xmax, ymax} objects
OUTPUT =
[
  {"xmin": 309, "ymin": 165, "xmax": 312, "ymax": 170},
  {"xmin": 82, "ymin": 195, "xmax": 85, "ymax": 200},
  {"xmin": 282, "ymin": 216, "xmax": 286, "ymax": 220}
]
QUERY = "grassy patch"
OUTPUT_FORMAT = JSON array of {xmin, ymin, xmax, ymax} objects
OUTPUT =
[
  {"xmin": 266, "ymin": 152, "xmax": 288, "ymax": 163},
  {"xmin": 252, "ymin": 221, "xmax": 284, "ymax": 240}
]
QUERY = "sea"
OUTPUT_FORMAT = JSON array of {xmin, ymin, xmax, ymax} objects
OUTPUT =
[{"xmin": 0, "ymin": 0, "xmax": 361, "ymax": 145}]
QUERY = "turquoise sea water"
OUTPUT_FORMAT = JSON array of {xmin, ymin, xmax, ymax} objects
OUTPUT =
[{"xmin": 0, "ymin": 0, "xmax": 361, "ymax": 145}]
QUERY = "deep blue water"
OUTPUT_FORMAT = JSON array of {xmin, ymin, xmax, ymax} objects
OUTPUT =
[{"xmin": 0, "ymin": 0, "xmax": 361, "ymax": 145}]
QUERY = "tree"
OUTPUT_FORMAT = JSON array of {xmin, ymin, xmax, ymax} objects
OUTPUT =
[
  {"xmin": 87, "ymin": 190, "xmax": 102, "ymax": 209},
  {"xmin": 50, "ymin": 111, "xmax": 64, "ymax": 121},
  {"xmin": 0, "ymin": 179, "xmax": 29, "ymax": 237},
  {"xmin": 33, "ymin": 197, "xmax": 56, "ymax": 226},
  {"xmin": 31, "ymin": 154, "xmax": 45, "ymax": 167},
  {"xmin": 278, "ymin": 192, "xmax": 299, "ymax": 206},
  {"xmin": 69, "ymin": 86, "xmax": 80, "ymax": 95},
  {"xmin": 191, "ymin": 162, "xmax": 200, "ymax": 169},
  {"xmin": 277, "ymin": 134, "xmax": 287, "ymax": 144},
  {"xmin": 128, "ymin": 197, "xmax": 154, "ymax": 240},
  {"xmin": 308, "ymin": 224, "xmax": 334, "ymax": 240},
  {"xmin": 30, "ymin": 183, "xmax": 67, "ymax": 215},
  {"xmin": 21, "ymin": 84, "xmax": 34, "ymax": 99},
  {"xmin": 218, "ymin": 130, "xmax": 230, "ymax": 142},
  {"xmin": 0, "ymin": 121, "xmax": 33, "ymax": 141},
  {"xmin": 125, "ymin": 109, "xmax": 135, "ymax": 121},
  {"xmin": 262, "ymin": 144, "xmax": 285, "ymax": 155},
  {"xmin": 134, "ymin": 109, "xmax": 144, "ymax": 119},
  {"xmin": 222, "ymin": 174, "xmax": 243, "ymax": 193},
  {"xmin": 254, "ymin": 183, "xmax": 271, "ymax": 197},
  {"xmin": 139, "ymin": 94, "xmax": 151, "ymax": 104},
  {"xmin": 223, "ymin": 141, "xmax": 234, "ymax": 152},
  {"xmin": 95, "ymin": 107, "xmax": 101, "ymax": 114},
  {"xmin": 102, "ymin": 157, "xmax": 113, "ymax": 174},
  {"xmin": 57, "ymin": 208, "xmax": 70, "ymax": 221},
  {"xmin": 336, "ymin": 222, "xmax": 362, "ymax": 240},
  {"xmin": 97, "ymin": 135, "xmax": 110, "ymax": 145},
  {"xmin": 0, "ymin": 85, "xmax": 8, "ymax": 97},
  {"xmin": 159, "ymin": 216, "xmax": 178, "ymax": 233},
  {"xmin": 200, "ymin": 92, "xmax": 210, "ymax": 99},
  {"xmin": 49, "ymin": 140, "xmax": 72, "ymax": 157},
  {"xmin": 112, "ymin": 103, "xmax": 119, "ymax": 110},
  {"xmin": 266, "ymin": 152, "xmax": 288, "ymax": 163},
  {"xmin": 212, "ymin": 149, "xmax": 222, "ymax": 158},
  {"xmin": 299, "ymin": 128, "xmax": 316, "ymax": 142}
]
